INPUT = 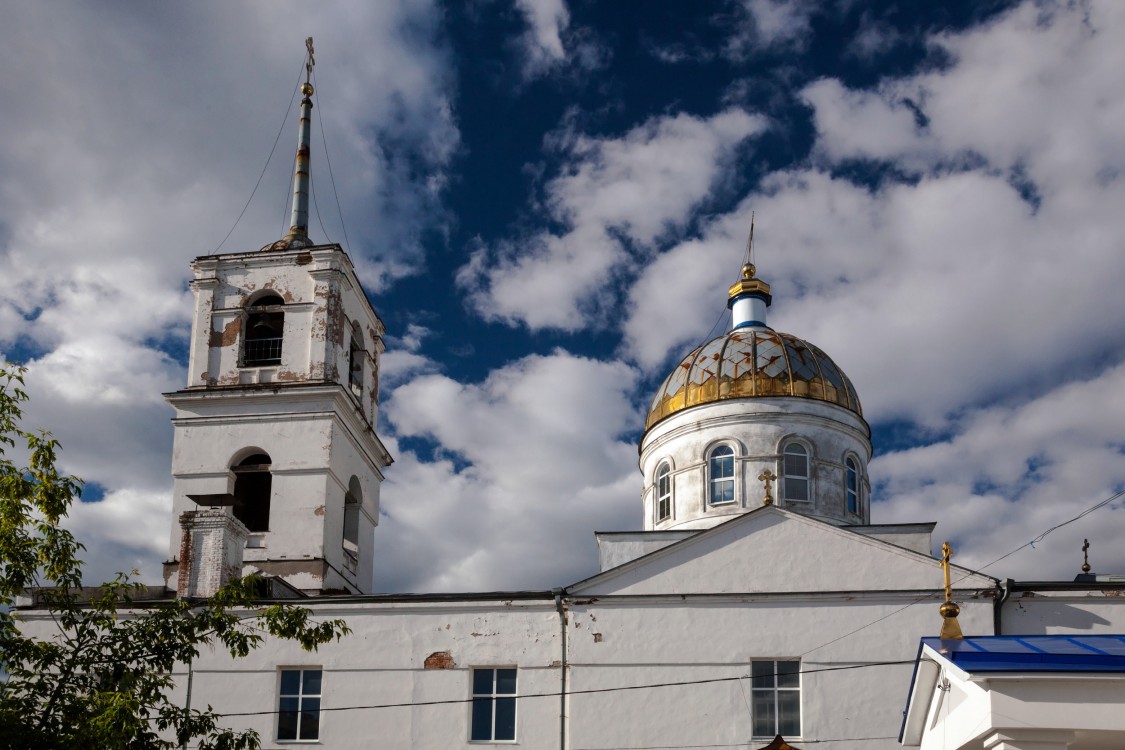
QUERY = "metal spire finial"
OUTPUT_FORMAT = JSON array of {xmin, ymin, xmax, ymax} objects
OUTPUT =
[
  {"xmin": 745, "ymin": 212, "xmax": 755, "ymax": 262},
  {"xmin": 271, "ymin": 38, "xmax": 316, "ymax": 251},
  {"xmin": 727, "ymin": 211, "xmax": 771, "ymax": 328},
  {"xmin": 938, "ymin": 541, "xmax": 963, "ymax": 640},
  {"xmin": 1082, "ymin": 538, "xmax": 1092, "ymax": 574},
  {"xmin": 305, "ymin": 36, "xmax": 315, "ymax": 85}
]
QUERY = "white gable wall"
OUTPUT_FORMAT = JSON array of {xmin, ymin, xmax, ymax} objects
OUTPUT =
[{"xmin": 575, "ymin": 508, "xmax": 996, "ymax": 596}]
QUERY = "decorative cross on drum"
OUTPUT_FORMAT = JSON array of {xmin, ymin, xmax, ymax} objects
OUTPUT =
[{"xmin": 758, "ymin": 469, "xmax": 776, "ymax": 505}]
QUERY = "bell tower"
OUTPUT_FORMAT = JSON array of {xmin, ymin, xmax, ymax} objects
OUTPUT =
[{"xmin": 163, "ymin": 40, "xmax": 392, "ymax": 595}]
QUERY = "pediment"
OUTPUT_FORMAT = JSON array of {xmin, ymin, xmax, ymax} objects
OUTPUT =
[{"xmin": 569, "ymin": 507, "xmax": 996, "ymax": 596}]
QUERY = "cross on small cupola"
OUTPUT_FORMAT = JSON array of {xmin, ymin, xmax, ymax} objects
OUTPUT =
[{"xmin": 938, "ymin": 541, "xmax": 964, "ymax": 640}]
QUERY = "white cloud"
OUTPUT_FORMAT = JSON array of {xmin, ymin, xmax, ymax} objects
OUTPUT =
[
  {"xmin": 726, "ymin": 0, "xmax": 817, "ymax": 57},
  {"xmin": 872, "ymin": 360, "xmax": 1125, "ymax": 580},
  {"xmin": 378, "ymin": 350, "xmax": 640, "ymax": 591},
  {"xmin": 460, "ymin": 109, "xmax": 766, "ymax": 331},
  {"xmin": 805, "ymin": 1, "xmax": 1125, "ymax": 192},
  {"xmin": 0, "ymin": 2, "xmax": 459, "ymax": 585},
  {"xmin": 629, "ymin": 2, "xmax": 1125, "ymax": 426},
  {"xmin": 846, "ymin": 13, "xmax": 904, "ymax": 61},
  {"xmin": 621, "ymin": 0, "xmax": 1125, "ymax": 583},
  {"xmin": 514, "ymin": 0, "xmax": 571, "ymax": 77},
  {"xmin": 64, "ymin": 488, "xmax": 172, "ymax": 585}
]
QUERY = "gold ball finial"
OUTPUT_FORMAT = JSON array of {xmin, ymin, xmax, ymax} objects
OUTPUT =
[
  {"xmin": 939, "ymin": 601, "xmax": 961, "ymax": 619},
  {"xmin": 301, "ymin": 82, "xmax": 315, "ymax": 96},
  {"xmin": 742, "ymin": 262, "xmax": 756, "ymax": 280}
]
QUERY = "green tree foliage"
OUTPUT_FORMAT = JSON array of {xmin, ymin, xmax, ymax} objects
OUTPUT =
[{"xmin": 0, "ymin": 366, "xmax": 350, "ymax": 749}]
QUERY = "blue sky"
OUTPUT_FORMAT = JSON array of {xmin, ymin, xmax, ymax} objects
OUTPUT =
[{"xmin": 1, "ymin": 0, "xmax": 1122, "ymax": 592}]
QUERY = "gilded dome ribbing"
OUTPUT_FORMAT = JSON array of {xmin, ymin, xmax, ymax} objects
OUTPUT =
[{"xmin": 645, "ymin": 328, "xmax": 862, "ymax": 432}]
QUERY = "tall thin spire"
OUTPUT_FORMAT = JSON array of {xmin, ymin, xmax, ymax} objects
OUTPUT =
[
  {"xmin": 276, "ymin": 38, "xmax": 316, "ymax": 250},
  {"xmin": 727, "ymin": 213, "xmax": 771, "ymax": 329},
  {"xmin": 744, "ymin": 211, "xmax": 755, "ymax": 266}
]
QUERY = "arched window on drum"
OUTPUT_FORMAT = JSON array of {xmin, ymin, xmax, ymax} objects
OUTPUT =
[
  {"xmin": 782, "ymin": 443, "xmax": 809, "ymax": 503},
  {"xmin": 655, "ymin": 463, "xmax": 672, "ymax": 522},
  {"xmin": 845, "ymin": 457, "xmax": 859, "ymax": 515},
  {"xmin": 708, "ymin": 445, "xmax": 736, "ymax": 505}
]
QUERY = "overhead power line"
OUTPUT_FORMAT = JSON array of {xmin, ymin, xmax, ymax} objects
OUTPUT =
[
  {"xmin": 801, "ymin": 486, "xmax": 1125, "ymax": 656},
  {"xmin": 213, "ymin": 660, "xmax": 913, "ymax": 720},
  {"xmin": 212, "ymin": 57, "xmax": 306, "ymax": 255}
]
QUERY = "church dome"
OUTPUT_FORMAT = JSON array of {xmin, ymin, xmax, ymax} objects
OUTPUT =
[{"xmin": 644, "ymin": 327, "xmax": 863, "ymax": 432}]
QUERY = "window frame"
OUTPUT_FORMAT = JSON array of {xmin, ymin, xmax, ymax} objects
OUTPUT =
[
  {"xmin": 470, "ymin": 667, "xmax": 518, "ymax": 743},
  {"xmin": 342, "ymin": 477, "xmax": 361, "ymax": 572},
  {"xmin": 655, "ymin": 462, "xmax": 672, "ymax": 522},
  {"xmin": 277, "ymin": 667, "xmax": 323, "ymax": 743},
  {"xmin": 780, "ymin": 441, "xmax": 811, "ymax": 503},
  {"xmin": 231, "ymin": 452, "xmax": 272, "ymax": 533},
  {"xmin": 348, "ymin": 323, "xmax": 365, "ymax": 397},
  {"xmin": 749, "ymin": 659, "xmax": 801, "ymax": 739},
  {"xmin": 242, "ymin": 293, "xmax": 286, "ymax": 368},
  {"xmin": 707, "ymin": 444, "xmax": 737, "ymax": 506},
  {"xmin": 845, "ymin": 456, "xmax": 859, "ymax": 515}
]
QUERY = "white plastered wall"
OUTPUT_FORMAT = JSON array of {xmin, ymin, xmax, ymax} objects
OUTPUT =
[
  {"xmin": 166, "ymin": 244, "xmax": 389, "ymax": 595},
  {"xmin": 640, "ymin": 398, "xmax": 872, "ymax": 530}
]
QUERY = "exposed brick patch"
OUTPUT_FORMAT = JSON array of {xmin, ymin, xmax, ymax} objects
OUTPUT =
[
  {"xmin": 593, "ymin": 633, "xmax": 603, "ymax": 643},
  {"xmin": 424, "ymin": 651, "xmax": 456, "ymax": 670}
]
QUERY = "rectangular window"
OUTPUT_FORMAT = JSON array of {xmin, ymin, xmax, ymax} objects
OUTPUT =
[
  {"xmin": 471, "ymin": 667, "xmax": 517, "ymax": 742},
  {"xmin": 751, "ymin": 660, "xmax": 800, "ymax": 738},
  {"xmin": 278, "ymin": 668, "xmax": 322, "ymax": 742}
]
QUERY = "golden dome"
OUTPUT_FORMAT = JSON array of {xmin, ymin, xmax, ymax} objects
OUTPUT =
[{"xmin": 645, "ymin": 328, "xmax": 862, "ymax": 432}]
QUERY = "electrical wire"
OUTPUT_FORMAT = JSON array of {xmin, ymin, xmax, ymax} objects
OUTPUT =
[
  {"xmin": 801, "ymin": 486, "xmax": 1125, "ymax": 656},
  {"xmin": 311, "ymin": 66, "xmax": 353, "ymax": 255},
  {"xmin": 310, "ymin": 168, "xmax": 332, "ymax": 243},
  {"xmin": 213, "ymin": 660, "xmax": 913, "ymax": 720},
  {"xmin": 570, "ymin": 738, "xmax": 898, "ymax": 750},
  {"xmin": 211, "ymin": 58, "xmax": 305, "ymax": 255}
]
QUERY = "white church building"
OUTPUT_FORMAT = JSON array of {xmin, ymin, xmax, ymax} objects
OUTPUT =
[{"xmin": 19, "ymin": 60, "xmax": 1125, "ymax": 750}]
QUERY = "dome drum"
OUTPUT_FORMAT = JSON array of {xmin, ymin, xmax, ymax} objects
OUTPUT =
[{"xmin": 639, "ymin": 398, "xmax": 872, "ymax": 530}]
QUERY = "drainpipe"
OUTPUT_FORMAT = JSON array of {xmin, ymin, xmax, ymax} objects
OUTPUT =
[
  {"xmin": 179, "ymin": 599, "xmax": 202, "ymax": 750},
  {"xmin": 993, "ymin": 578, "xmax": 1013, "ymax": 635},
  {"xmin": 553, "ymin": 588, "xmax": 568, "ymax": 750}
]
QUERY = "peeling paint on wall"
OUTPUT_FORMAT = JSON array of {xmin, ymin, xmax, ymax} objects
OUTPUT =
[
  {"xmin": 423, "ymin": 651, "xmax": 456, "ymax": 669},
  {"xmin": 210, "ymin": 317, "xmax": 242, "ymax": 348}
]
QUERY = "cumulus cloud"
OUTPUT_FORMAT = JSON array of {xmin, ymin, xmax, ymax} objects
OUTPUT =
[
  {"xmin": 513, "ymin": 0, "xmax": 571, "ymax": 76},
  {"xmin": 460, "ymin": 109, "xmax": 766, "ymax": 331},
  {"xmin": 630, "ymin": 1, "xmax": 1125, "ymax": 425},
  {"xmin": 377, "ymin": 350, "xmax": 640, "ymax": 591},
  {"xmin": 64, "ymin": 488, "xmax": 173, "ymax": 586},
  {"xmin": 873, "ymin": 360, "xmax": 1125, "ymax": 580},
  {"xmin": 725, "ymin": 0, "xmax": 817, "ymax": 57},
  {"xmin": 620, "ymin": 0, "xmax": 1125, "ymax": 581},
  {"xmin": 0, "ymin": 2, "xmax": 458, "ymax": 584}
]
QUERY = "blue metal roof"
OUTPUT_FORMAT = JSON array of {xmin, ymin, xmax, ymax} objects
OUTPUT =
[{"xmin": 921, "ymin": 635, "xmax": 1125, "ymax": 673}]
